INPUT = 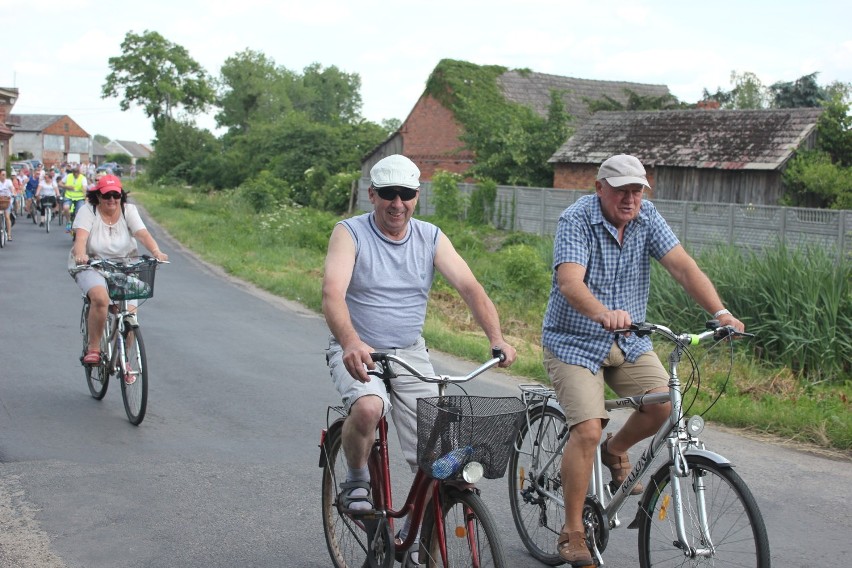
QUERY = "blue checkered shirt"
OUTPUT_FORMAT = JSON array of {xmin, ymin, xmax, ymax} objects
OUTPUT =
[{"xmin": 542, "ymin": 194, "xmax": 680, "ymax": 373}]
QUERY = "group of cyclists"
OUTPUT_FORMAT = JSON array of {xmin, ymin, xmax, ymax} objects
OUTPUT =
[{"xmin": 5, "ymin": 162, "xmax": 108, "ymax": 238}]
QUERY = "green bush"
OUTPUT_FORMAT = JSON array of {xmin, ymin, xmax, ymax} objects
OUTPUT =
[
  {"xmin": 237, "ymin": 170, "xmax": 292, "ymax": 212},
  {"xmin": 468, "ymin": 178, "xmax": 497, "ymax": 225},
  {"xmin": 432, "ymin": 170, "xmax": 466, "ymax": 220},
  {"xmin": 310, "ymin": 170, "xmax": 359, "ymax": 214},
  {"xmin": 500, "ymin": 243, "xmax": 551, "ymax": 297}
]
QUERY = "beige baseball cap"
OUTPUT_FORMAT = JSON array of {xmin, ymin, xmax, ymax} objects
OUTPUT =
[{"xmin": 596, "ymin": 154, "xmax": 649, "ymax": 188}]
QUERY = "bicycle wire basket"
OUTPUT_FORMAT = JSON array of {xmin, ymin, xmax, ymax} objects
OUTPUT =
[
  {"xmin": 417, "ymin": 395, "xmax": 525, "ymax": 480},
  {"xmin": 105, "ymin": 260, "xmax": 157, "ymax": 301}
]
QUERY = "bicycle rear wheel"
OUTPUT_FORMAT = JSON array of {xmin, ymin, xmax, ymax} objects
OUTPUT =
[
  {"xmin": 508, "ymin": 404, "xmax": 568, "ymax": 565},
  {"xmin": 83, "ymin": 304, "xmax": 109, "ymax": 400},
  {"xmin": 421, "ymin": 486, "xmax": 506, "ymax": 568},
  {"xmin": 120, "ymin": 326, "xmax": 148, "ymax": 425},
  {"xmin": 320, "ymin": 421, "xmax": 393, "ymax": 568},
  {"xmin": 638, "ymin": 456, "xmax": 770, "ymax": 568}
]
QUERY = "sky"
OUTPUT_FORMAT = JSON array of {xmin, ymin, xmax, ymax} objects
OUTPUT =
[{"xmin": 3, "ymin": 0, "xmax": 851, "ymax": 146}]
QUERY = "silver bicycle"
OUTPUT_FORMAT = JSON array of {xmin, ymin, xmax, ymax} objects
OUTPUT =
[
  {"xmin": 508, "ymin": 321, "xmax": 770, "ymax": 567},
  {"xmin": 71, "ymin": 256, "xmax": 166, "ymax": 425}
]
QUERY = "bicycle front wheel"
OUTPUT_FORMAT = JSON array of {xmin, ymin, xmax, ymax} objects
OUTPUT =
[
  {"xmin": 508, "ymin": 404, "xmax": 568, "ymax": 565},
  {"xmin": 638, "ymin": 456, "xmax": 770, "ymax": 568},
  {"xmin": 83, "ymin": 305, "xmax": 109, "ymax": 400},
  {"xmin": 120, "ymin": 326, "xmax": 148, "ymax": 425},
  {"xmin": 421, "ymin": 487, "xmax": 506, "ymax": 568},
  {"xmin": 320, "ymin": 422, "xmax": 393, "ymax": 568},
  {"xmin": 45, "ymin": 207, "xmax": 51, "ymax": 233}
]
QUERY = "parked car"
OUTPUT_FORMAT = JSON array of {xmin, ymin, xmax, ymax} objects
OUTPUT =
[
  {"xmin": 96, "ymin": 162, "xmax": 124, "ymax": 177},
  {"xmin": 11, "ymin": 162, "xmax": 30, "ymax": 175}
]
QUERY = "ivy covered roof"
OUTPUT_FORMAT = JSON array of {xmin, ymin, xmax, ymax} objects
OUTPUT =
[{"xmin": 424, "ymin": 59, "xmax": 670, "ymax": 126}]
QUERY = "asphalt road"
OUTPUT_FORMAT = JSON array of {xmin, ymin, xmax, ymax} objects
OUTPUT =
[{"xmin": 0, "ymin": 204, "xmax": 849, "ymax": 567}]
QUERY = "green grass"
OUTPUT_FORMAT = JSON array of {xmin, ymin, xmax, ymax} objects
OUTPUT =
[{"xmin": 131, "ymin": 182, "xmax": 852, "ymax": 454}]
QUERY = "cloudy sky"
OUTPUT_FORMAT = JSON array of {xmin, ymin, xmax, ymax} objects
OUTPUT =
[{"xmin": 3, "ymin": 0, "xmax": 851, "ymax": 145}]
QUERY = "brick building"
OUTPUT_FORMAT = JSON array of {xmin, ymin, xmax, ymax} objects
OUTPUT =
[
  {"xmin": 361, "ymin": 59, "xmax": 670, "ymax": 183},
  {"xmin": 0, "ymin": 87, "xmax": 19, "ymax": 171},
  {"xmin": 9, "ymin": 114, "xmax": 92, "ymax": 166}
]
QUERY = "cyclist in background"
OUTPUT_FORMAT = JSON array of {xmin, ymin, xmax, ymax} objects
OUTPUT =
[
  {"xmin": 24, "ymin": 165, "xmax": 42, "ymax": 219},
  {"xmin": 61, "ymin": 165, "xmax": 88, "ymax": 233},
  {"xmin": 35, "ymin": 170, "xmax": 60, "ymax": 226},
  {"xmin": 321, "ymin": 154, "xmax": 516, "ymax": 566},
  {"xmin": 0, "ymin": 170, "xmax": 14, "ymax": 240}
]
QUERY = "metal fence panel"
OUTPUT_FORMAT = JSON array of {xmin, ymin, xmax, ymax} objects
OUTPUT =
[{"xmin": 358, "ymin": 179, "xmax": 851, "ymax": 258}]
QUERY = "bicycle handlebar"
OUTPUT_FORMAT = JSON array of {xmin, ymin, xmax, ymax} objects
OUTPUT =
[
  {"xmin": 70, "ymin": 255, "xmax": 169, "ymax": 275},
  {"xmin": 614, "ymin": 320, "xmax": 754, "ymax": 345},
  {"xmin": 367, "ymin": 348, "xmax": 505, "ymax": 384}
]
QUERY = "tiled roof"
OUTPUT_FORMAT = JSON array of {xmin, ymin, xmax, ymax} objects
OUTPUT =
[
  {"xmin": 9, "ymin": 114, "xmax": 65, "ymax": 132},
  {"xmin": 549, "ymin": 108, "xmax": 824, "ymax": 170},
  {"xmin": 115, "ymin": 140, "xmax": 152, "ymax": 158},
  {"xmin": 497, "ymin": 71, "xmax": 670, "ymax": 124}
]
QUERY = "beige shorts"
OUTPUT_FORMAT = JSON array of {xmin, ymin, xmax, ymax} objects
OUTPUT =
[{"xmin": 544, "ymin": 342, "xmax": 668, "ymax": 429}]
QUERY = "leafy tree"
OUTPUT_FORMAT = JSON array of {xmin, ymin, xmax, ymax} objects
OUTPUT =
[
  {"xmin": 703, "ymin": 71, "xmax": 769, "ymax": 109},
  {"xmin": 102, "ymin": 30, "xmax": 215, "ymax": 133},
  {"xmin": 216, "ymin": 49, "xmax": 296, "ymax": 134},
  {"xmin": 94, "ymin": 134, "xmax": 110, "ymax": 145},
  {"xmin": 815, "ymin": 86, "xmax": 852, "ymax": 167},
  {"xmin": 770, "ymin": 72, "xmax": 826, "ymax": 108},
  {"xmin": 782, "ymin": 150, "xmax": 852, "ymax": 209},
  {"xmin": 297, "ymin": 63, "xmax": 363, "ymax": 125},
  {"xmin": 381, "ymin": 118, "xmax": 402, "ymax": 133},
  {"xmin": 147, "ymin": 119, "xmax": 224, "ymax": 187},
  {"xmin": 585, "ymin": 89, "xmax": 687, "ymax": 112},
  {"xmin": 106, "ymin": 153, "xmax": 132, "ymax": 166}
]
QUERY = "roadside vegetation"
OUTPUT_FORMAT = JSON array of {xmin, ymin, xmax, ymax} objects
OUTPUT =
[{"xmin": 130, "ymin": 180, "xmax": 851, "ymax": 454}]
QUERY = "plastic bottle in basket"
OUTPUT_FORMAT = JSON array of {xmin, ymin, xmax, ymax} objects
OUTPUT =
[{"xmin": 431, "ymin": 445, "xmax": 473, "ymax": 479}]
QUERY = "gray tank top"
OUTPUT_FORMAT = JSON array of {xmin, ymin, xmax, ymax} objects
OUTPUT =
[{"xmin": 340, "ymin": 212, "xmax": 440, "ymax": 348}]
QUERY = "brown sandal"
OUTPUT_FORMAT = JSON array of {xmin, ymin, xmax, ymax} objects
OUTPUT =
[
  {"xmin": 557, "ymin": 528, "xmax": 593, "ymax": 566},
  {"xmin": 600, "ymin": 433, "xmax": 642, "ymax": 495}
]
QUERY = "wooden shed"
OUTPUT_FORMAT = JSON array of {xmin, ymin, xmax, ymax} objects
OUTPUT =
[{"xmin": 549, "ymin": 108, "xmax": 824, "ymax": 205}]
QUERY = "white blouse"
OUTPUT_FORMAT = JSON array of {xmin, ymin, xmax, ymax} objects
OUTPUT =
[{"xmin": 67, "ymin": 203, "xmax": 147, "ymax": 269}]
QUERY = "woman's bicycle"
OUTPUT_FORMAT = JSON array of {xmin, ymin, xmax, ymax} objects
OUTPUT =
[
  {"xmin": 70, "ymin": 256, "xmax": 165, "ymax": 425},
  {"xmin": 508, "ymin": 321, "xmax": 770, "ymax": 567},
  {"xmin": 320, "ymin": 349, "xmax": 525, "ymax": 568},
  {"xmin": 38, "ymin": 196, "xmax": 58, "ymax": 233},
  {"xmin": 0, "ymin": 195, "xmax": 9, "ymax": 248}
]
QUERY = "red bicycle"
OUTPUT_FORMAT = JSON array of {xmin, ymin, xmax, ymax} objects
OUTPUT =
[{"xmin": 320, "ymin": 349, "xmax": 525, "ymax": 567}]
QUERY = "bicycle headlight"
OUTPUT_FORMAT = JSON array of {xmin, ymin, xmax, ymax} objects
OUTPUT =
[
  {"xmin": 461, "ymin": 461, "xmax": 484, "ymax": 483},
  {"xmin": 687, "ymin": 415, "xmax": 705, "ymax": 436}
]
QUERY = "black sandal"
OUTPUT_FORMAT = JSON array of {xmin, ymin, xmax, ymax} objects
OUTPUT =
[{"xmin": 338, "ymin": 480, "xmax": 373, "ymax": 513}]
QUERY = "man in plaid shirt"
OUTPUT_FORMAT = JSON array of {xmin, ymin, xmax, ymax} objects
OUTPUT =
[{"xmin": 542, "ymin": 154, "xmax": 745, "ymax": 566}]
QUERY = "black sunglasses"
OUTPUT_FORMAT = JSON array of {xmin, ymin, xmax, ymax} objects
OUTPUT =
[
  {"xmin": 101, "ymin": 192, "xmax": 122, "ymax": 200},
  {"xmin": 375, "ymin": 186, "xmax": 418, "ymax": 202}
]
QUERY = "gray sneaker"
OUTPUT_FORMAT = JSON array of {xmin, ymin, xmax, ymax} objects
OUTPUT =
[{"xmin": 124, "ymin": 314, "xmax": 139, "ymax": 328}]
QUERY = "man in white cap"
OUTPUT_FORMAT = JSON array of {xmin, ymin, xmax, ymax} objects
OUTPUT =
[
  {"xmin": 541, "ymin": 154, "xmax": 744, "ymax": 565},
  {"xmin": 322, "ymin": 154, "xmax": 517, "ymax": 563}
]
